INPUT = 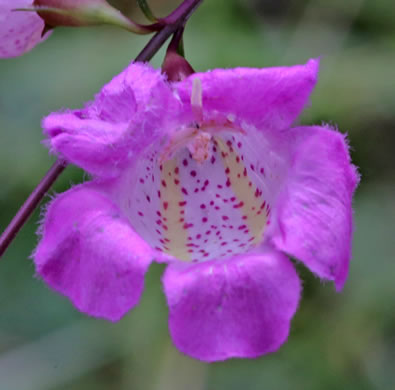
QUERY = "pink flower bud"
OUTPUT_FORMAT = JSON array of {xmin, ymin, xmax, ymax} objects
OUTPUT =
[
  {"xmin": 0, "ymin": 0, "xmax": 156, "ymax": 58},
  {"xmin": 0, "ymin": 0, "xmax": 50, "ymax": 58},
  {"xmin": 32, "ymin": 0, "xmax": 143, "ymax": 31}
]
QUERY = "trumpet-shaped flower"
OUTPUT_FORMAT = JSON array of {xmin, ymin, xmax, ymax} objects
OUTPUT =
[
  {"xmin": 0, "ymin": 0, "xmax": 49, "ymax": 58},
  {"xmin": 34, "ymin": 59, "xmax": 359, "ymax": 362}
]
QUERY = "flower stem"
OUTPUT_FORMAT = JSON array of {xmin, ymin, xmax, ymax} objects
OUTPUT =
[
  {"xmin": 0, "ymin": 0, "xmax": 204, "ymax": 259},
  {"xmin": 135, "ymin": 0, "xmax": 203, "ymax": 62},
  {"xmin": 0, "ymin": 160, "xmax": 66, "ymax": 257},
  {"xmin": 162, "ymin": 0, "xmax": 203, "ymax": 25}
]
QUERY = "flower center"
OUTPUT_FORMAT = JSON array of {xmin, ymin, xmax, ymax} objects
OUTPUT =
[
  {"xmin": 126, "ymin": 126, "xmax": 273, "ymax": 263},
  {"xmin": 122, "ymin": 78, "xmax": 285, "ymax": 263}
]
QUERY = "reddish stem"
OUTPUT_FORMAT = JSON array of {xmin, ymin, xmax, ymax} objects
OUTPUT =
[
  {"xmin": 0, "ymin": 160, "xmax": 66, "ymax": 257},
  {"xmin": 136, "ymin": 0, "xmax": 203, "ymax": 62},
  {"xmin": 0, "ymin": 0, "xmax": 204, "ymax": 258},
  {"xmin": 162, "ymin": 0, "xmax": 203, "ymax": 25}
]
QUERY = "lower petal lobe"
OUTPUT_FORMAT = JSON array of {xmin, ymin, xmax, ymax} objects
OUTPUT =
[
  {"xmin": 33, "ymin": 183, "xmax": 153, "ymax": 321},
  {"xmin": 163, "ymin": 249, "xmax": 301, "ymax": 362},
  {"xmin": 273, "ymin": 126, "xmax": 359, "ymax": 290}
]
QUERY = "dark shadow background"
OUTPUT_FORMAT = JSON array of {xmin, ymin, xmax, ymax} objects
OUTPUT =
[{"xmin": 0, "ymin": 0, "xmax": 394, "ymax": 389}]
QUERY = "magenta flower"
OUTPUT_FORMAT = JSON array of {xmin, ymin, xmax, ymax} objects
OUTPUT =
[
  {"xmin": 34, "ymin": 59, "xmax": 359, "ymax": 362},
  {"xmin": 0, "ymin": 0, "xmax": 50, "ymax": 58}
]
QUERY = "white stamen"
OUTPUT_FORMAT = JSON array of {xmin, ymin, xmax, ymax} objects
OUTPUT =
[{"xmin": 191, "ymin": 78, "xmax": 203, "ymax": 123}]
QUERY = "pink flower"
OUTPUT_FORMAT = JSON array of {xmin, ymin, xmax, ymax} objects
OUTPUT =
[
  {"xmin": 0, "ymin": 0, "xmax": 49, "ymax": 58},
  {"xmin": 34, "ymin": 60, "xmax": 359, "ymax": 362}
]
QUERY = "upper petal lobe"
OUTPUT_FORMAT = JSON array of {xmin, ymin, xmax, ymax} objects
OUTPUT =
[
  {"xmin": 43, "ymin": 62, "xmax": 181, "ymax": 177},
  {"xmin": 175, "ymin": 59, "xmax": 319, "ymax": 131}
]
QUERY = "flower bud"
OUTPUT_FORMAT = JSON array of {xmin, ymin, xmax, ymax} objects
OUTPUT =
[
  {"xmin": 0, "ymin": 0, "xmax": 50, "ymax": 58},
  {"xmin": 32, "ymin": 0, "xmax": 152, "ymax": 33}
]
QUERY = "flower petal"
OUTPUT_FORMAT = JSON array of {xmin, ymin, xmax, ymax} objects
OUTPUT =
[
  {"xmin": 175, "ymin": 59, "xmax": 319, "ymax": 131},
  {"xmin": 33, "ymin": 183, "xmax": 154, "ymax": 321},
  {"xmin": 43, "ymin": 113, "xmax": 131, "ymax": 178},
  {"xmin": 273, "ymin": 126, "xmax": 359, "ymax": 291},
  {"xmin": 43, "ymin": 62, "xmax": 180, "ymax": 177},
  {"xmin": 0, "ymin": 0, "xmax": 50, "ymax": 58},
  {"xmin": 163, "ymin": 249, "xmax": 301, "ymax": 362}
]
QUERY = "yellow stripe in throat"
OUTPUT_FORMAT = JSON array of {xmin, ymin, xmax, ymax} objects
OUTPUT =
[
  {"xmin": 216, "ymin": 137, "xmax": 268, "ymax": 246},
  {"xmin": 160, "ymin": 158, "xmax": 191, "ymax": 261}
]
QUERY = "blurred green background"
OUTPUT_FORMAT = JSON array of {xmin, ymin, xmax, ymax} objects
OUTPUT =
[{"xmin": 1, "ymin": 0, "xmax": 395, "ymax": 389}]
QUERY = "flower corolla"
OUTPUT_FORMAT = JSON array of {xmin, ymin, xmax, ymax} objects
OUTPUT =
[{"xmin": 34, "ymin": 59, "xmax": 359, "ymax": 362}]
